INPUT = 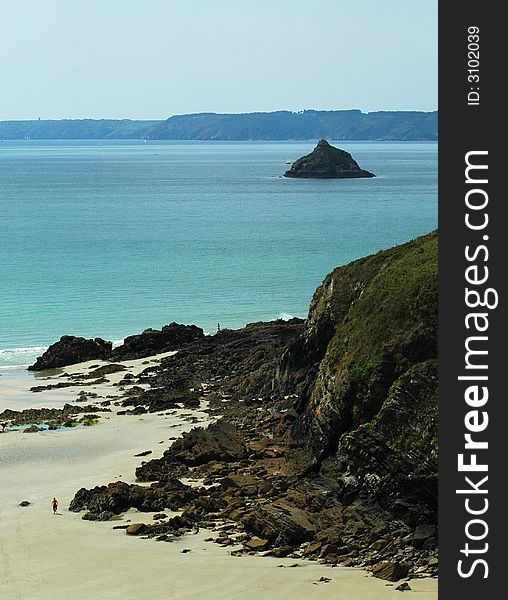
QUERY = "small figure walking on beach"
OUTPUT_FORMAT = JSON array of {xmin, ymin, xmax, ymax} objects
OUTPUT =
[{"xmin": 52, "ymin": 498, "xmax": 58, "ymax": 514}]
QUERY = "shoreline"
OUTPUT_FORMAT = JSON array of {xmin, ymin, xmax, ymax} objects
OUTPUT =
[{"xmin": 0, "ymin": 352, "xmax": 437, "ymax": 599}]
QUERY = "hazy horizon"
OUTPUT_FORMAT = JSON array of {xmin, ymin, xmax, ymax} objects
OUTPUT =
[{"xmin": 1, "ymin": 0, "xmax": 437, "ymax": 120}]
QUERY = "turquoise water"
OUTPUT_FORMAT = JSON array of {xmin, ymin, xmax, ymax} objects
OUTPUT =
[{"xmin": 0, "ymin": 140, "xmax": 437, "ymax": 370}]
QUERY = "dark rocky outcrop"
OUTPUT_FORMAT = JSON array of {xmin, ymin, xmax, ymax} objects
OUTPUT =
[
  {"xmin": 284, "ymin": 140, "xmax": 375, "ymax": 179},
  {"xmin": 28, "ymin": 336, "xmax": 112, "ymax": 371},
  {"xmin": 136, "ymin": 419, "xmax": 246, "ymax": 481},
  {"xmin": 0, "ymin": 403, "xmax": 110, "ymax": 429},
  {"xmin": 69, "ymin": 478, "xmax": 198, "ymax": 518},
  {"xmin": 120, "ymin": 387, "xmax": 201, "ymax": 413},
  {"xmin": 240, "ymin": 499, "xmax": 317, "ymax": 546},
  {"xmin": 164, "ymin": 419, "xmax": 246, "ymax": 465},
  {"xmin": 138, "ymin": 318, "xmax": 304, "ymax": 402},
  {"xmin": 112, "ymin": 323, "xmax": 204, "ymax": 361},
  {"xmin": 28, "ymin": 323, "xmax": 205, "ymax": 372},
  {"xmin": 68, "ymin": 233, "xmax": 437, "ymax": 578}
]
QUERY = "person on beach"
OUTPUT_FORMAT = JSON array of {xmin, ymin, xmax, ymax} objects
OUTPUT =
[{"xmin": 52, "ymin": 498, "xmax": 58, "ymax": 514}]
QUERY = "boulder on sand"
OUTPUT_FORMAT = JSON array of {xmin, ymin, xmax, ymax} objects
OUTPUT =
[
  {"xmin": 126, "ymin": 523, "xmax": 149, "ymax": 536},
  {"xmin": 371, "ymin": 562, "xmax": 409, "ymax": 582}
]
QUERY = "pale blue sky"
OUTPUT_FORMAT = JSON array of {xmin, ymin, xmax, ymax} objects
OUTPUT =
[{"xmin": 0, "ymin": 0, "xmax": 437, "ymax": 120}]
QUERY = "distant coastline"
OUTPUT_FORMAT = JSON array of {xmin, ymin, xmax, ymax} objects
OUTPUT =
[{"xmin": 0, "ymin": 109, "xmax": 437, "ymax": 141}]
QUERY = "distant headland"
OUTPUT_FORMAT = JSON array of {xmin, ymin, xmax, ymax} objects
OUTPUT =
[{"xmin": 0, "ymin": 109, "xmax": 437, "ymax": 141}]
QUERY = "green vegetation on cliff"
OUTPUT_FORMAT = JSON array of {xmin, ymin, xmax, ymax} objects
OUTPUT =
[
  {"xmin": 278, "ymin": 232, "xmax": 438, "ymax": 520},
  {"xmin": 304, "ymin": 232, "xmax": 437, "ymax": 443}
]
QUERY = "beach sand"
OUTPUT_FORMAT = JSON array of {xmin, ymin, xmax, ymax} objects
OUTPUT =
[{"xmin": 0, "ymin": 355, "xmax": 438, "ymax": 600}]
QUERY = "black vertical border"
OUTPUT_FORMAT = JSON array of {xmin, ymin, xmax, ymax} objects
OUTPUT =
[{"xmin": 439, "ymin": 1, "xmax": 504, "ymax": 597}]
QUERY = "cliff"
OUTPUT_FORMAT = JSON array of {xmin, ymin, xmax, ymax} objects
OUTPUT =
[{"xmin": 278, "ymin": 231, "xmax": 438, "ymax": 519}]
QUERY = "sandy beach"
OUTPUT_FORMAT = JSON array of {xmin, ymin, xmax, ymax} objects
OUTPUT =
[{"xmin": 0, "ymin": 355, "xmax": 438, "ymax": 600}]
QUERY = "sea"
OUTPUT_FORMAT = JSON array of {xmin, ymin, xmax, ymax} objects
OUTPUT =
[{"xmin": 0, "ymin": 140, "xmax": 437, "ymax": 373}]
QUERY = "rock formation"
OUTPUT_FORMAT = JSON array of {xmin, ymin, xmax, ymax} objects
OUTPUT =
[
  {"xmin": 111, "ymin": 322, "xmax": 204, "ymax": 361},
  {"xmin": 28, "ymin": 323, "xmax": 206, "ymax": 370},
  {"xmin": 67, "ymin": 233, "xmax": 437, "ymax": 579},
  {"xmin": 284, "ymin": 139, "xmax": 375, "ymax": 179},
  {"xmin": 27, "ymin": 335, "xmax": 112, "ymax": 371}
]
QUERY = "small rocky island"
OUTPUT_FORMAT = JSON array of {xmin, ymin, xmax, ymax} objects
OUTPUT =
[{"xmin": 284, "ymin": 139, "xmax": 375, "ymax": 179}]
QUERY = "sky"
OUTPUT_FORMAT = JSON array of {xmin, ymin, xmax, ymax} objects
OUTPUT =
[{"xmin": 0, "ymin": 0, "xmax": 437, "ymax": 120}]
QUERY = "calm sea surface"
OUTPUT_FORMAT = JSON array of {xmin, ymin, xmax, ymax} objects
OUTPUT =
[{"xmin": 0, "ymin": 140, "xmax": 437, "ymax": 371}]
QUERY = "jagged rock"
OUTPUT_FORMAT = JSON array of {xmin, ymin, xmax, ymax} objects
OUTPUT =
[
  {"xmin": 135, "ymin": 457, "xmax": 190, "ymax": 483},
  {"xmin": 146, "ymin": 419, "xmax": 246, "ymax": 469},
  {"xmin": 320, "ymin": 544, "xmax": 339, "ymax": 557},
  {"xmin": 181, "ymin": 496, "xmax": 226, "ymax": 521},
  {"xmin": 69, "ymin": 479, "xmax": 198, "ymax": 516},
  {"xmin": 315, "ymin": 526, "xmax": 342, "ymax": 546},
  {"xmin": 240, "ymin": 500, "xmax": 317, "ymax": 546},
  {"xmin": 151, "ymin": 318, "xmax": 304, "ymax": 401},
  {"xmin": 372, "ymin": 562, "xmax": 409, "ymax": 582},
  {"xmin": 302, "ymin": 541, "xmax": 322, "ymax": 556},
  {"xmin": 284, "ymin": 139, "xmax": 375, "ymax": 179},
  {"xmin": 28, "ymin": 336, "xmax": 112, "ymax": 371},
  {"xmin": 413, "ymin": 524, "xmax": 437, "ymax": 548},
  {"xmin": 121, "ymin": 387, "xmax": 201, "ymax": 413},
  {"xmin": 112, "ymin": 323, "xmax": 204, "ymax": 360},
  {"xmin": 149, "ymin": 514, "xmax": 194, "ymax": 538},
  {"xmin": 244, "ymin": 538, "xmax": 270, "ymax": 551}
]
